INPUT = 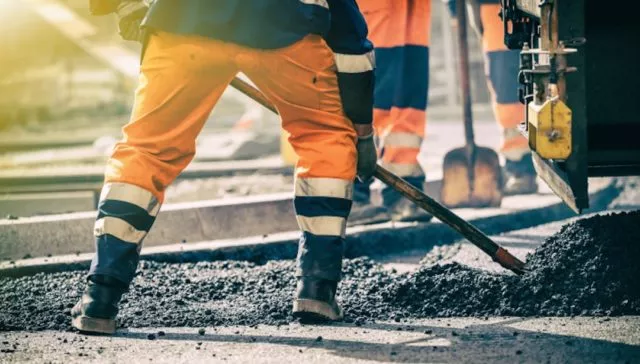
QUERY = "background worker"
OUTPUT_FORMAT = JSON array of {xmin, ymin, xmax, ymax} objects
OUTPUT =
[
  {"xmin": 351, "ymin": 0, "xmax": 432, "ymax": 224},
  {"xmin": 72, "ymin": 0, "xmax": 376, "ymax": 334},
  {"xmin": 447, "ymin": 0, "xmax": 537, "ymax": 194},
  {"xmin": 349, "ymin": 0, "xmax": 536, "ymax": 225}
]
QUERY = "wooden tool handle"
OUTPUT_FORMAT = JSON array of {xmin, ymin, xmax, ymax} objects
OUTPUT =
[
  {"xmin": 230, "ymin": 78, "xmax": 278, "ymax": 114},
  {"xmin": 374, "ymin": 166, "xmax": 525, "ymax": 274},
  {"xmin": 455, "ymin": 0, "xmax": 476, "ymax": 148}
]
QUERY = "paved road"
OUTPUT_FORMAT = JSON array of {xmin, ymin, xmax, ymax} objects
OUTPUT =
[
  {"xmin": 1, "ymin": 317, "xmax": 638, "ymax": 363},
  {"xmin": 2, "ymin": 211, "xmax": 640, "ymax": 363}
]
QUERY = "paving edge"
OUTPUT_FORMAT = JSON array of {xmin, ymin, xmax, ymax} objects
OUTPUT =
[{"xmin": 0, "ymin": 179, "xmax": 619, "ymax": 278}]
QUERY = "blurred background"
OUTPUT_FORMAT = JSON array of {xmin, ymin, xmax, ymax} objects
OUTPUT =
[{"xmin": 0, "ymin": 0, "xmax": 495, "ymax": 217}]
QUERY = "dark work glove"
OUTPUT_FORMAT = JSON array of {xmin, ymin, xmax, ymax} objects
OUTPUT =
[{"xmin": 356, "ymin": 132, "xmax": 377, "ymax": 183}]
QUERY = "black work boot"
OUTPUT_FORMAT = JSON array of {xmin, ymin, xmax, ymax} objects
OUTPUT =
[
  {"xmin": 383, "ymin": 177, "xmax": 432, "ymax": 223},
  {"xmin": 348, "ymin": 201, "xmax": 391, "ymax": 226},
  {"xmin": 348, "ymin": 178, "xmax": 390, "ymax": 226},
  {"xmin": 292, "ymin": 277, "xmax": 343, "ymax": 323},
  {"xmin": 503, "ymin": 155, "xmax": 538, "ymax": 196},
  {"xmin": 71, "ymin": 275, "xmax": 127, "ymax": 334}
]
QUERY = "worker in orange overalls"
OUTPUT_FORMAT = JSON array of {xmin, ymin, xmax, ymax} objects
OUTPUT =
[
  {"xmin": 72, "ymin": 0, "xmax": 377, "ymax": 334},
  {"xmin": 349, "ymin": 0, "xmax": 536, "ymax": 225},
  {"xmin": 458, "ymin": 0, "xmax": 537, "ymax": 194},
  {"xmin": 350, "ymin": 0, "xmax": 432, "ymax": 224}
]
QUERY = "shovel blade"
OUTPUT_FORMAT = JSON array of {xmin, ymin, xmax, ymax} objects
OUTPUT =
[{"xmin": 440, "ymin": 146, "xmax": 503, "ymax": 208}]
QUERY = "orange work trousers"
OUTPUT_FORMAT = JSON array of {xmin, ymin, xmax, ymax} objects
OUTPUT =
[
  {"xmin": 357, "ymin": 0, "xmax": 430, "ymax": 180},
  {"xmin": 105, "ymin": 31, "xmax": 357, "ymax": 202}
]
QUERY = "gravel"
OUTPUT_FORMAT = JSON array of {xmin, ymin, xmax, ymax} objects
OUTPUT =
[{"xmin": 0, "ymin": 211, "xmax": 638, "ymax": 332}]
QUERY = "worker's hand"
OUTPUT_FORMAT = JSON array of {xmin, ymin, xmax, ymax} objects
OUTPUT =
[
  {"xmin": 116, "ymin": 1, "xmax": 149, "ymax": 42},
  {"xmin": 355, "ymin": 124, "xmax": 377, "ymax": 183}
]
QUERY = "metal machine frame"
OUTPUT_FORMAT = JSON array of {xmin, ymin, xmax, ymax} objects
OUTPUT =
[{"xmin": 500, "ymin": 0, "xmax": 640, "ymax": 213}]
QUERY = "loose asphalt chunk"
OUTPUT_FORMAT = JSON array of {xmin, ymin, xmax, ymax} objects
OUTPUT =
[{"xmin": 0, "ymin": 211, "xmax": 639, "ymax": 332}]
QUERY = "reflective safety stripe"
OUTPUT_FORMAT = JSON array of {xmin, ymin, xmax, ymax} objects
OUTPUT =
[
  {"xmin": 501, "ymin": 148, "xmax": 530, "ymax": 162},
  {"xmin": 381, "ymin": 162, "xmax": 424, "ymax": 178},
  {"xmin": 295, "ymin": 178, "xmax": 353, "ymax": 200},
  {"xmin": 334, "ymin": 51, "xmax": 375, "ymax": 73},
  {"xmin": 94, "ymin": 217, "xmax": 147, "ymax": 244},
  {"xmin": 296, "ymin": 215, "xmax": 347, "ymax": 237},
  {"xmin": 299, "ymin": 0, "xmax": 329, "ymax": 9},
  {"xmin": 99, "ymin": 183, "xmax": 160, "ymax": 216},
  {"xmin": 383, "ymin": 132, "xmax": 423, "ymax": 148}
]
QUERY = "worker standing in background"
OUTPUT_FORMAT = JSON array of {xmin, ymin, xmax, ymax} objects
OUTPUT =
[
  {"xmin": 350, "ymin": 0, "xmax": 536, "ymax": 225},
  {"xmin": 448, "ymin": 0, "xmax": 537, "ymax": 194},
  {"xmin": 351, "ymin": 0, "xmax": 433, "ymax": 224},
  {"xmin": 72, "ymin": 0, "xmax": 376, "ymax": 334}
]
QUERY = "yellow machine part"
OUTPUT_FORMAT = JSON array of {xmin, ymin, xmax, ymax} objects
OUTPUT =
[{"xmin": 527, "ymin": 98, "xmax": 572, "ymax": 160}]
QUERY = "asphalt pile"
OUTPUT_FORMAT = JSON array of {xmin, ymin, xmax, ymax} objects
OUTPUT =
[
  {"xmin": 0, "ymin": 211, "xmax": 638, "ymax": 332},
  {"xmin": 391, "ymin": 210, "xmax": 640, "ymax": 317}
]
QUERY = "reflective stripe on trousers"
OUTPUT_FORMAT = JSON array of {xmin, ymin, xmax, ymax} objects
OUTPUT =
[
  {"xmin": 358, "ymin": 0, "xmax": 429, "ymax": 174},
  {"xmin": 89, "ymin": 182, "xmax": 160, "ymax": 285},
  {"xmin": 294, "ymin": 177, "xmax": 352, "ymax": 281}
]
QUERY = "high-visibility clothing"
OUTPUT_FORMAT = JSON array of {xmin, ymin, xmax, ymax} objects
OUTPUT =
[
  {"xmin": 143, "ymin": 0, "xmax": 374, "ymax": 125},
  {"xmin": 445, "ymin": 0, "xmax": 529, "ymax": 160},
  {"xmin": 479, "ymin": 3, "xmax": 528, "ymax": 161},
  {"xmin": 89, "ymin": 31, "xmax": 372, "ymax": 284},
  {"xmin": 355, "ymin": 0, "xmax": 430, "ymax": 206}
]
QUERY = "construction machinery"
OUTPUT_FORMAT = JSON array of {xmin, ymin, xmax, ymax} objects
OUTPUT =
[{"xmin": 500, "ymin": 0, "xmax": 640, "ymax": 213}]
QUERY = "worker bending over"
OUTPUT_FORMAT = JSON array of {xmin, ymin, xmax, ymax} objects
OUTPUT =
[
  {"xmin": 72, "ymin": 0, "xmax": 376, "ymax": 334},
  {"xmin": 350, "ymin": 0, "xmax": 536, "ymax": 225}
]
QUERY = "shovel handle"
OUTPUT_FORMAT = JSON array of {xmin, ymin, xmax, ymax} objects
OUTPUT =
[
  {"xmin": 230, "ymin": 77, "xmax": 278, "ymax": 114},
  {"xmin": 455, "ymin": 0, "xmax": 476, "ymax": 148},
  {"xmin": 374, "ymin": 166, "xmax": 525, "ymax": 274},
  {"xmin": 228, "ymin": 77, "xmax": 525, "ymax": 275}
]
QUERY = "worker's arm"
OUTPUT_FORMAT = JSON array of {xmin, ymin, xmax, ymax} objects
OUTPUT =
[
  {"xmin": 325, "ymin": 0, "xmax": 377, "ymax": 181},
  {"xmin": 325, "ymin": 0, "xmax": 375, "ymax": 127}
]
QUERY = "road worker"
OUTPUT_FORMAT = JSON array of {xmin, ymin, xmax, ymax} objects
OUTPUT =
[
  {"xmin": 72, "ymin": 0, "xmax": 376, "ymax": 334},
  {"xmin": 349, "ymin": 0, "xmax": 536, "ymax": 225},
  {"xmin": 350, "ymin": 0, "xmax": 433, "ymax": 224},
  {"xmin": 447, "ymin": 0, "xmax": 537, "ymax": 194}
]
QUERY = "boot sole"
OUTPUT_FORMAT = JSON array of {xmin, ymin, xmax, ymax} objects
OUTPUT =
[
  {"xmin": 292, "ymin": 299, "xmax": 343, "ymax": 323},
  {"xmin": 71, "ymin": 315, "xmax": 116, "ymax": 335}
]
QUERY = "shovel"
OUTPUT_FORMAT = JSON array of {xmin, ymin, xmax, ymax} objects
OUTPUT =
[
  {"xmin": 228, "ymin": 77, "xmax": 525, "ymax": 275},
  {"xmin": 440, "ymin": 0, "xmax": 503, "ymax": 208}
]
